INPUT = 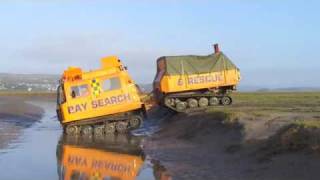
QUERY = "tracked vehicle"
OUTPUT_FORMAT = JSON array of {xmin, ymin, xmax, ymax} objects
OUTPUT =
[
  {"xmin": 56, "ymin": 56, "xmax": 146, "ymax": 135},
  {"xmin": 153, "ymin": 44, "xmax": 241, "ymax": 112}
]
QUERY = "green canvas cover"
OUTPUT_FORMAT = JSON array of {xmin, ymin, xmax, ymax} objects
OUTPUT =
[{"xmin": 161, "ymin": 52, "xmax": 238, "ymax": 75}]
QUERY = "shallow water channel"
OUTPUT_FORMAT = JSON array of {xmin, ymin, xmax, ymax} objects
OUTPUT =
[{"xmin": 0, "ymin": 101, "xmax": 167, "ymax": 180}]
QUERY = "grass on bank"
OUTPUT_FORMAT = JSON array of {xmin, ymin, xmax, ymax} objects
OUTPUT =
[
  {"xmin": 208, "ymin": 92, "xmax": 320, "ymax": 114},
  {"xmin": 293, "ymin": 119, "xmax": 320, "ymax": 129}
]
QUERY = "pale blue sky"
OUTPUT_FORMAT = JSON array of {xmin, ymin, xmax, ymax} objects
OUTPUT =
[{"xmin": 0, "ymin": 0, "xmax": 319, "ymax": 88}]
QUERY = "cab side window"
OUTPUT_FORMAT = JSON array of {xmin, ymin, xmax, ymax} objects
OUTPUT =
[
  {"xmin": 102, "ymin": 77, "xmax": 121, "ymax": 91},
  {"xmin": 70, "ymin": 84, "xmax": 89, "ymax": 98}
]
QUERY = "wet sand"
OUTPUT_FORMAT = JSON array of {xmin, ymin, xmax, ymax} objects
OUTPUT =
[
  {"xmin": 0, "ymin": 95, "xmax": 45, "ymax": 150},
  {"xmin": 0, "ymin": 96, "xmax": 44, "ymax": 120}
]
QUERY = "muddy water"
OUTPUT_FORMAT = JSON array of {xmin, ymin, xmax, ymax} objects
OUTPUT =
[{"xmin": 0, "ymin": 101, "xmax": 167, "ymax": 180}]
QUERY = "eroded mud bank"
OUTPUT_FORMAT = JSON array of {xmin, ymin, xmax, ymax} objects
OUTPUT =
[{"xmin": 143, "ymin": 111, "xmax": 320, "ymax": 180}]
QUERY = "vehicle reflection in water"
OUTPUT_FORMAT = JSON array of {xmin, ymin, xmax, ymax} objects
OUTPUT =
[{"xmin": 56, "ymin": 134, "xmax": 171, "ymax": 180}]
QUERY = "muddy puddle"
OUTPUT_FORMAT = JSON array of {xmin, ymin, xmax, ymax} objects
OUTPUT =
[{"xmin": 0, "ymin": 101, "xmax": 170, "ymax": 180}]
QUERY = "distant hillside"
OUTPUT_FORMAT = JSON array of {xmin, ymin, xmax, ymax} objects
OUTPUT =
[
  {"xmin": 0, "ymin": 73, "xmax": 59, "ymax": 92},
  {"xmin": 256, "ymin": 87, "xmax": 320, "ymax": 92},
  {"xmin": 238, "ymin": 85, "xmax": 320, "ymax": 92},
  {"xmin": 237, "ymin": 85, "xmax": 263, "ymax": 92}
]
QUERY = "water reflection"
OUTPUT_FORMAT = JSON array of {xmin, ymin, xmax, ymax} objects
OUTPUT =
[{"xmin": 56, "ymin": 134, "xmax": 170, "ymax": 180}]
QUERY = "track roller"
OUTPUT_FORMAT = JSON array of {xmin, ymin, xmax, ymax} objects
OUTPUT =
[
  {"xmin": 209, "ymin": 97, "xmax": 220, "ymax": 106},
  {"xmin": 187, "ymin": 98, "xmax": 198, "ymax": 108},
  {"xmin": 221, "ymin": 96, "xmax": 232, "ymax": 105},
  {"xmin": 93, "ymin": 125, "xmax": 105, "ymax": 136},
  {"xmin": 129, "ymin": 115, "xmax": 142, "ymax": 129},
  {"xmin": 81, "ymin": 125, "xmax": 93, "ymax": 136},
  {"xmin": 164, "ymin": 97, "xmax": 175, "ymax": 107},
  {"xmin": 65, "ymin": 125, "xmax": 80, "ymax": 135},
  {"xmin": 198, "ymin": 97, "xmax": 209, "ymax": 107},
  {"xmin": 176, "ymin": 101, "xmax": 187, "ymax": 111},
  {"xmin": 116, "ymin": 121, "xmax": 128, "ymax": 133},
  {"xmin": 105, "ymin": 122, "xmax": 116, "ymax": 134}
]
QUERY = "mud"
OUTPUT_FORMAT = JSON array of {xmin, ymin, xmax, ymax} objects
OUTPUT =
[
  {"xmin": 0, "ymin": 96, "xmax": 44, "ymax": 121},
  {"xmin": 143, "ymin": 111, "xmax": 320, "ymax": 180},
  {"xmin": 0, "ymin": 95, "xmax": 44, "ymax": 150}
]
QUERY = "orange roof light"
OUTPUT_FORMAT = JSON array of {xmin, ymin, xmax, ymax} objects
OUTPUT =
[{"xmin": 63, "ymin": 67, "xmax": 83, "ymax": 81}]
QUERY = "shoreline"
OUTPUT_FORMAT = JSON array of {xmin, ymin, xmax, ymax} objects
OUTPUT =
[{"xmin": 0, "ymin": 95, "xmax": 45, "ymax": 150}]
